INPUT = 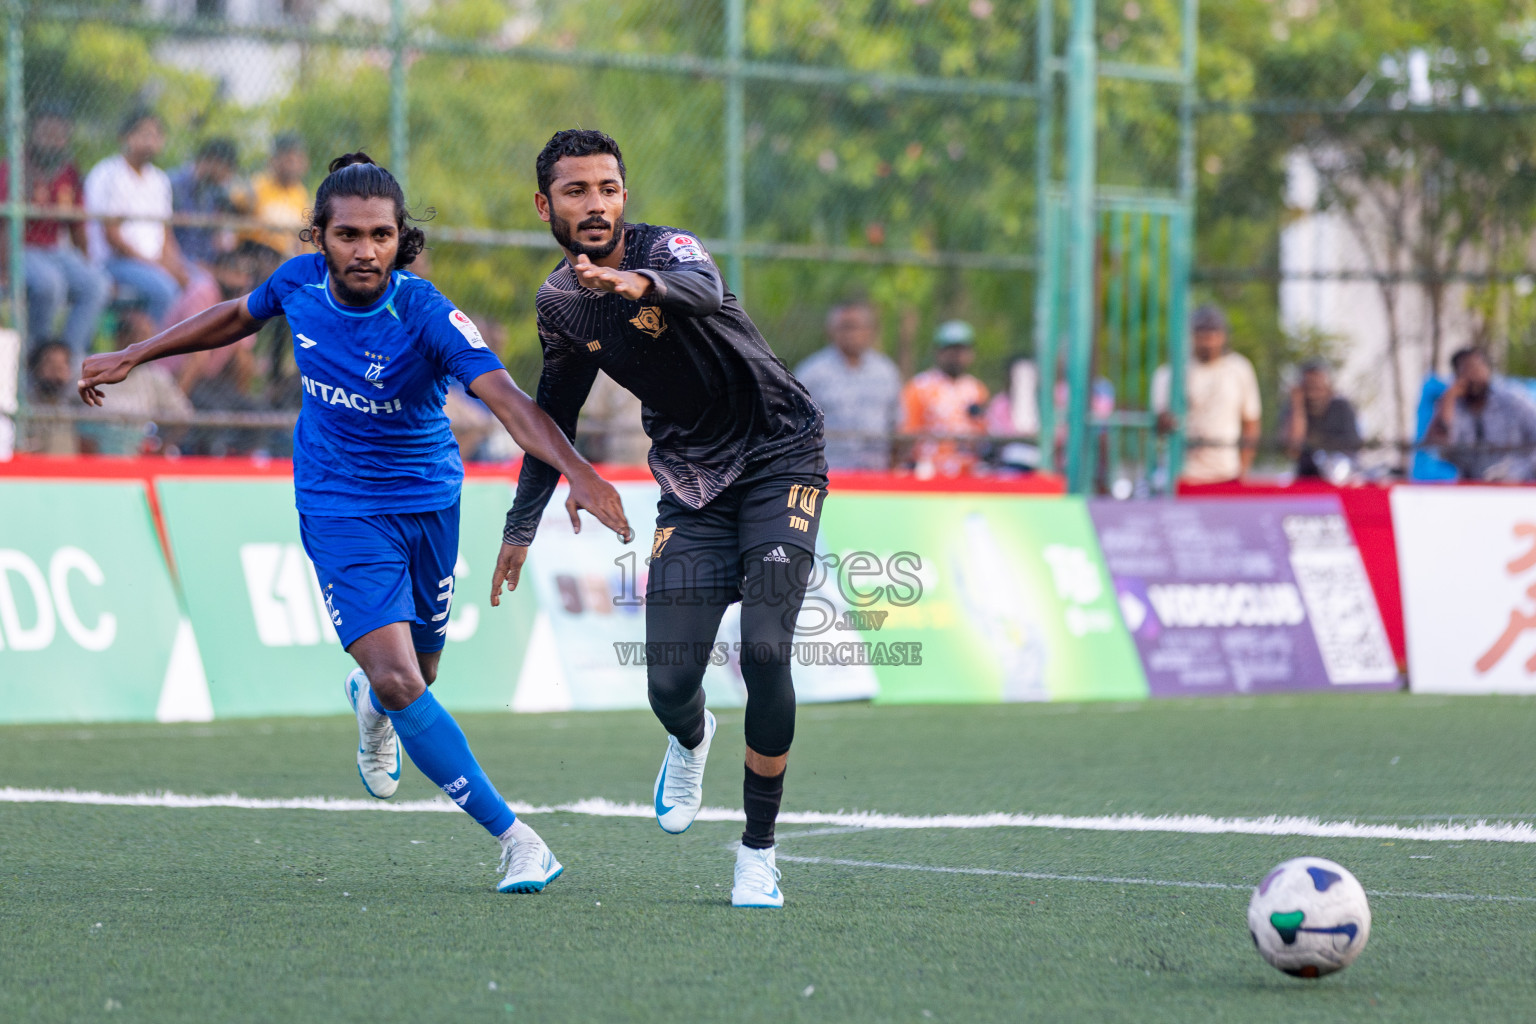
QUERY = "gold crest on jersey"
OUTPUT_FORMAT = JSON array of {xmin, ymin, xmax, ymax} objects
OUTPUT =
[
  {"xmin": 630, "ymin": 306, "xmax": 667, "ymax": 338},
  {"xmin": 650, "ymin": 526, "xmax": 676, "ymax": 560}
]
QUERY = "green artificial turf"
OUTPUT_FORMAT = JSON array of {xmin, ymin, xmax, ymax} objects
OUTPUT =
[{"xmin": 2, "ymin": 694, "xmax": 1535, "ymax": 1022}]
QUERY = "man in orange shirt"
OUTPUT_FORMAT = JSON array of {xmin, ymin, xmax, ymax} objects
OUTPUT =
[
  {"xmin": 242, "ymin": 133, "xmax": 310, "ymax": 257},
  {"xmin": 901, "ymin": 319, "xmax": 989, "ymax": 476}
]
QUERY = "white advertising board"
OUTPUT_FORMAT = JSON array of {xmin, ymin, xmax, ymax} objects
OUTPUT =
[{"xmin": 1394, "ymin": 486, "xmax": 1536, "ymax": 694}]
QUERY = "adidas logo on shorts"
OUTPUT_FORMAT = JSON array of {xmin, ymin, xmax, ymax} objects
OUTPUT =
[{"xmin": 763, "ymin": 545, "xmax": 792, "ymax": 564}]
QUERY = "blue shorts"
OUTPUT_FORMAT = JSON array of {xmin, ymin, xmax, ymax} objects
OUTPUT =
[{"xmin": 299, "ymin": 500, "xmax": 461, "ymax": 653}]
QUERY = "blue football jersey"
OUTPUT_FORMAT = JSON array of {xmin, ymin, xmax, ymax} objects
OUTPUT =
[{"xmin": 246, "ymin": 253, "xmax": 508, "ymax": 517}]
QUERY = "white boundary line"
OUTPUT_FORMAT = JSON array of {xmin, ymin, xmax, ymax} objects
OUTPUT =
[
  {"xmin": 771, "ymin": 855, "xmax": 1536, "ymax": 904},
  {"xmin": 6, "ymin": 788, "xmax": 1534, "ymax": 904},
  {"xmin": 4, "ymin": 788, "xmax": 1536, "ymax": 844}
]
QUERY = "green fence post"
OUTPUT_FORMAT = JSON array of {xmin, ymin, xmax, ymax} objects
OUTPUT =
[
  {"xmin": 1063, "ymin": 0, "xmax": 1096, "ymax": 494},
  {"xmin": 1166, "ymin": 0, "xmax": 1198, "ymax": 490},
  {"xmin": 1032, "ymin": 0, "xmax": 1056, "ymax": 470},
  {"xmin": 389, "ymin": 0, "xmax": 409, "ymax": 195},
  {"xmin": 724, "ymin": 0, "xmax": 745, "ymax": 298}
]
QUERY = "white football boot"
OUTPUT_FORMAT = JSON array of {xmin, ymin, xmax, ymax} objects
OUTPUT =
[
  {"xmin": 731, "ymin": 844, "xmax": 784, "ymax": 908},
  {"xmin": 497, "ymin": 821, "xmax": 564, "ymax": 893},
  {"xmin": 653, "ymin": 709, "xmax": 717, "ymax": 834},
  {"xmin": 343, "ymin": 668, "xmax": 400, "ymax": 799}
]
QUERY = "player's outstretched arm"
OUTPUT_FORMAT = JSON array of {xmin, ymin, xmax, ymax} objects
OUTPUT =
[
  {"xmin": 470, "ymin": 368, "xmax": 632, "ymax": 543},
  {"xmin": 78, "ymin": 296, "xmax": 266, "ymax": 406}
]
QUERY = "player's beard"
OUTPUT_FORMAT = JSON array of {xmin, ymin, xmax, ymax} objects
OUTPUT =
[
  {"xmin": 551, "ymin": 210, "xmax": 625, "ymax": 261},
  {"xmin": 321, "ymin": 244, "xmax": 391, "ymax": 306}
]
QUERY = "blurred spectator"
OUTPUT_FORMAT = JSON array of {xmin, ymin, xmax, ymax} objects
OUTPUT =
[
  {"xmin": 794, "ymin": 300, "xmax": 901, "ymax": 469},
  {"xmin": 1, "ymin": 103, "xmax": 110, "ymax": 357},
  {"xmin": 1152, "ymin": 304, "xmax": 1260, "ymax": 484},
  {"xmin": 901, "ymin": 319, "xmax": 989, "ymax": 477},
  {"xmin": 1281, "ymin": 358, "xmax": 1361, "ymax": 479},
  {"xmin": 984, "ymin": 357, "xmax": 1038, "ymax": 438},
  {"xmin": 21, "ymin": 340, "xmax": 79, "ymax": 455},
  {"xmin": 84, "ymin": 108, "xmax": 187, "ymax": 326},
  {"xmin": 983, "ymin": 356, "xmax": 1040, "ymax": 472},
  {"xmin": 243, "ymin": 134, "xmax": 310, "ymax": 258},
  {"xmin": 0, "ymin": 327, "xmax": 15, "ymax": 460},
  {"xmin": 444, "ymin": 382, "xmax": 500, "ymax": 461},
  {"xmin": 76, "ymin": 309, "xmax": 192, "ymax": 455},
  {"xmin": 986, "ymin": 357, "xmax": 1115, "ymax": 441},
  {"xmin": 1426, "ymin": 347, "xmax": 1536, "ymax": 482},
  {"xmin": 578, "ymin": 370, "xmax": 650, "ymax": 465},
  {"xmin": 179, "ymin": 249, "xmax": 265, "ymax": 455},
  {"xmin": 170, "ymin": 137, "xmax": 248, "ymax": 268}
]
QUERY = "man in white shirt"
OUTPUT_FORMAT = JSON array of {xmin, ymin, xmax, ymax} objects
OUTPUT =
[
  {"xmin": 1152, "ymin": 305, "xmax": 1261, "ymax": 484},
  {"xmin": 84, "ymin": 109, "xmax": 187, "ymax": 326},
  {"xmin": 794, "ymin": 301, "xmax": 901, "ymax": 469}
]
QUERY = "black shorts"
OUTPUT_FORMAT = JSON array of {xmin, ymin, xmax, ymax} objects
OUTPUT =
[{"xmin": 646, "ymin": 444, "xmax": 829, "ymax": 595}]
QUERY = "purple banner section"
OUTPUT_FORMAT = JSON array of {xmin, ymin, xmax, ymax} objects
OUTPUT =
[{"xmin": 1088, "ymin": 497, "xmax": 1400, "ymax": 697}]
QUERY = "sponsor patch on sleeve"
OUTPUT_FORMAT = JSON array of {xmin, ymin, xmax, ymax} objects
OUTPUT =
[
  {"xmin": 667, "ymin": 234, "xmax": 708, "ymax": 263},
  {"xmin": 449, "ymin": 309, "xmax": 487, "ymax": 349}
]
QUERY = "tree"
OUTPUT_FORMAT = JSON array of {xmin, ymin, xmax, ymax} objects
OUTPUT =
[{"xmin": 1193, "ymin": 0, "xmax": 1536, "ymax": 445}]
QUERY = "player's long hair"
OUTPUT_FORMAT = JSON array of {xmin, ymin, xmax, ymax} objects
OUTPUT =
[{"xmin": 302, "ymin": 152, "xmax": 428, "ymax": 269}]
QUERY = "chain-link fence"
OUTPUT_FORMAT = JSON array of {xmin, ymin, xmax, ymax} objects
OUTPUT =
[
  {"xmin": 1191, "ymin": 0, "xmax": 1536, "ymax": 478},
  {"xmin": 16, "ymin": 0, "xmax": 1094, "ymax": 463},
  {"xmin": 11, "ymin": 0, "xmax": 1533, "ymax": 483}
]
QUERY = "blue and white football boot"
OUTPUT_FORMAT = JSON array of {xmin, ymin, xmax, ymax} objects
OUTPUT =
[
  {"xmin": 497, "ymin": 821, "xmax": 564, "ymax": 893},
  {"xmin": 653, "ymin": 709, "xmax": 716, "ymax": 834},
  {"xmin": 731, "ymin": 844, "xmax": 784, "ymax": 908},
  {"xmin": 343, "ymin": 668, "xmax": 401, "ymax": 799}
]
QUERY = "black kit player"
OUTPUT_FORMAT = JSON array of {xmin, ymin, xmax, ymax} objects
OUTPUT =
[{"xmin": 489, "ymin": 129, "xmax": 827, "ymax": 908}]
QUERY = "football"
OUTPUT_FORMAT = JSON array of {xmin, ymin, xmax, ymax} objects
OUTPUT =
[{"xmin": 1247, "ymin": 857, "xmax": 1372, "ymax": 978}]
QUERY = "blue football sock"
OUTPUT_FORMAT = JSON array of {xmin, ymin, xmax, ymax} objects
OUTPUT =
[
  {"xmin": 368, "ymin": 687, "xmax": 386, "ymax": 716},
  {"xmin": 386, "ymin": 688, "xmax": 515, "ymax": 837}
]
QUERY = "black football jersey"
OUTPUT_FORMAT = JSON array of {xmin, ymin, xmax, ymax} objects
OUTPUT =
[{"xmin": 504, "ymin": 222, "xmax": 823, "ymax": 545}]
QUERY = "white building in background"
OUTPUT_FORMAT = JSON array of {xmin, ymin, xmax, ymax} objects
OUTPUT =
[
  {"xmin": 139, "ymin": 0, "xmax": 535, "ymax": 110},
  {"xmin": 142, "ymin": 0, "xmax": 399, "ymax": 108},
  {"xmin": 1279, "ymin": 150, "xmax": 1480, "ymax": 448}
]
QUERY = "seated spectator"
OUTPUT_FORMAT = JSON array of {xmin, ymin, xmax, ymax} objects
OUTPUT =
[
  {"xmin": 2, "ymin": 103, "xmax": 110, "ymax": 358},
  {"xmin": 21, "ymin": 340, "xmax": 79, "ymax": 455},
  {"xmin": 170, "ymin": 137, "xmax": 248, "ymax": 269},
  {"xmin": 1425, "ymin": 347, "xmax": 1536, "ymax": 482},
  {"xmin": 0, "ymin": 328, "xmax": 14, "ymax": 459},
  {"xmin": 76, "ymin": 309, "xmax": 193, "ymax": 455},
  {"xmin": 444, "ymin": 381, "xmax": 500, "ymax": 461},
  {"xmin": 1152, "ymin": 304, "xmax": 1260, "ymax": 484},
  {"xmin": 901, "ymin": 320, "xmax": 989, "ymax": 477},
  {"xmin": 795, "ymin": 300, "xmax": 901, "ymax": 470},
  {"xmin": 1281, "ymin": 358, "xmax": 1362, "ymax": 479},
  {"xmin": 175, "ymin": 250, "xmax": 267, "ymax": 456},
  {"xmin": 988, "ymin": 357, "xmax": 1117, "ymax": 477},
  {"xmin": 242, "ymin": 133, "xmax": 310, "ymax": 258},
  {"xmin": 84, "ymin": 108, "xmax": 187, "ymax": 327}
]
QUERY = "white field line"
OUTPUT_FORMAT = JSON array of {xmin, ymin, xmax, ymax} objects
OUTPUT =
[
  {"xmin": 6, "ymin": 788, "xmax": 1533, "ymax": 904},
  {"xmin": 4, "ymin": 787, "xmax": 1536, "ymax": 844},
  {"xmin": 771, "ymin": 855, "xmax": 1536, "ymax": 904}
]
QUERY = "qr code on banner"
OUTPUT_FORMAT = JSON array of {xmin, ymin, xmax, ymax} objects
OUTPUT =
[{"xmin": 1288, "ymin": 539, "xmax": 1398, "ymax": 685}]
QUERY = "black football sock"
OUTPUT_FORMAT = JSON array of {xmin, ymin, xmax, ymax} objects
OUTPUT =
[{"xmin": 741, "ymin": 764, "xmax": 785, "ymax": 850}]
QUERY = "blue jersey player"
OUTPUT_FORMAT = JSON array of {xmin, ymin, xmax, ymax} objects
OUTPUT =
[{"xmin": 79, "ymin": 153, "xmax": 633, "ymax": 894}]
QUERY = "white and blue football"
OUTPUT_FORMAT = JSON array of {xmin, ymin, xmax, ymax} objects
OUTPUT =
[{"xmin": 1247, "ymin": 856, "xmax": 1371, "ymax": 977}]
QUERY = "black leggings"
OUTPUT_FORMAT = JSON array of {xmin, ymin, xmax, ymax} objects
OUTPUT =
[{"xmin": 646, "ymin": 543, "xmax": 814, "ymax": 757}]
